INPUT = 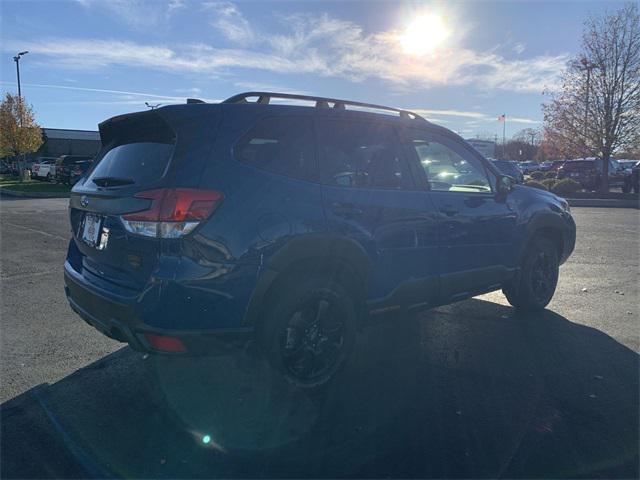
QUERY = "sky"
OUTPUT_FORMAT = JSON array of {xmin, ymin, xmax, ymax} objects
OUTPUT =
[{"xmin": 0, "ymin": 0, "xmax": 627, "ymax": 139}]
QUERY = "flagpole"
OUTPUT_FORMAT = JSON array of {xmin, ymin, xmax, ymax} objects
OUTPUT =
[{"xmin": 502, "ymin": 114, "xmax": 506, "ymax": 159}]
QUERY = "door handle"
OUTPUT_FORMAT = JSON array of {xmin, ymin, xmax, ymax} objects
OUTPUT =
[
  {"xmin": 439, "ymin": 204, "xmax": 459, "ymax": 217},
  {"xmin": 331, "ymin": 202, "xmax": 363, "ymax": 217}
]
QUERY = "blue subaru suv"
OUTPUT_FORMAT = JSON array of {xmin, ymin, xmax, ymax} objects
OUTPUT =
[{"xmin": 64, "ymin": 92, "xmax": 576, "ymax": 387}]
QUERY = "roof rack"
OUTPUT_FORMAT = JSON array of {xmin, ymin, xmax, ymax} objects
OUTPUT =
[{"xmin": 222, "ymin": 91, "xmax": 426, "ymax": 121}]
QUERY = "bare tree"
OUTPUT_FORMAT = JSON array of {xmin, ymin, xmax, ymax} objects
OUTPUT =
[
  {"xmin": 513, "ymin": 128, "xmax": 542, "ymax": 147},
  {"xmin": 543, "ymin": 3, "xmax": 640, "ymax": 192}
]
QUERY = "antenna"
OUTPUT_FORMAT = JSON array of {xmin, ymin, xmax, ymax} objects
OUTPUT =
[{"xmin": 145, "ymin": 102, "xmax": 161, "ymax": 110}]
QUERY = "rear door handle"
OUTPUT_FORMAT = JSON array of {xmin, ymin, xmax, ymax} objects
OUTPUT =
[
  {"xmin": 439, "ymin": 205, "xmax": 459, "ymax": 217},
  {"xmin": 331, "ymin": 202, "xmax": 363, "ymax": 217}
]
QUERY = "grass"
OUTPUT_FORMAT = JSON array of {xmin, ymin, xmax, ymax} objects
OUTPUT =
[{"xmin": 0, "ymin": 175, "xmax": 70, "ymax": 193}]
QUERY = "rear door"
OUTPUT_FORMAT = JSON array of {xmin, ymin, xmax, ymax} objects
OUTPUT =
[
  {"xmin": 317, "ymin": 116, "xmax": 439, "ymax": 307},
  {"xmin": 69, "ymin": 108, "xmax": 213, "ymax": 290}
]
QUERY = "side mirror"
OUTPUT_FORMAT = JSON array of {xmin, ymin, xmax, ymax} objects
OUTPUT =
[{"xmin": 497, "ymin": 175, "xmax": 516, "ymax": 196}]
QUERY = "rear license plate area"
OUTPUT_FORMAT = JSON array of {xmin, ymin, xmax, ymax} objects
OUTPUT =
[{"xmin": 81, "ymin": 213, "xmax": 105, "ymax": 248}]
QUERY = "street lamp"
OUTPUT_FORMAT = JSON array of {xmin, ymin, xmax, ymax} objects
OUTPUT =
[
  {"xmin": 574, "ymin": 56, "xmax": 598, "ymax": 158},
  {"xmin": 13, "ymin": 51, "xmax": 29, "ymax": 98}
]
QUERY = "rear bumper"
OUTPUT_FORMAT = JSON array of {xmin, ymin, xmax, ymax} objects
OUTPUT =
[{"xmin": 64, "ymin": 261, "xmax": 253, "ymax": 355}]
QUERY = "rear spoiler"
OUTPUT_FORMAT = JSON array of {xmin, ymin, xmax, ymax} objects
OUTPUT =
[{"xmin": 98, "ymin": 110, "xmax": 175, "ymax": 147}]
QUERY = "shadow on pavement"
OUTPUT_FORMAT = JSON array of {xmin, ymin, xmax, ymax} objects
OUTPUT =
[{"xmin": 2, "ymin": 298, "xmax": 638, "ymax": 478}]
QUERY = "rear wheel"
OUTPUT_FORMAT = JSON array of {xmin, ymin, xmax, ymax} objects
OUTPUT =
[
  {"xmin": 258, "ymin": 275, "xmax": 357, "ymax": 389},
  {"xmin": 503, "ymin": 237, "xmax": 559, "ymax": 311}
]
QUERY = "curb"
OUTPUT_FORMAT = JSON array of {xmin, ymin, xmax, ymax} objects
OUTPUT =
[
  {"xmin": 566, "ymin": 198, "xmax": 639, "ymax": 209},
  {"xmin": 0, "ymin": 187, "xmax": 70, "ymax": 199}
]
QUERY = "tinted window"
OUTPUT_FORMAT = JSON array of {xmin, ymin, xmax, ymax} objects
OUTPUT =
[
  {"xmin": 317, "ymin": 119, "xmax": 411, "ymax": 189},
  {"xmin": 86, "ymin": 142, "xmax": 173, "ymax": 186},
  {"xmin": 492, "ymin": 161, "xmax": 521, "ymax": 176},
  {"xmin": 405, "ymin": 132, "xmax": 492, "ymax": 192},
  {"xmin": 562, "ymin": 161, "xmax": 595, "ymax": 171},
  {"xmin": 235, "ymin": 117, "xmax": 315, "ymax": 181}
]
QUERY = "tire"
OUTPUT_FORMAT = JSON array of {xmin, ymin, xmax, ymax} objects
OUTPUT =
[
  {"xmin": 258, "ymin": 275, "xmax": 358, "ymax": 389},
  {"xmin": 46, "ymin": 173, "xmax": 52, "ymax": 182},
  {"xmin": 503, "ymin": 237, "xmax": 559, "ymax": 311},
  {"xmin": 622, "ymin": 182, "xmax": 631, "ymax": 194}
]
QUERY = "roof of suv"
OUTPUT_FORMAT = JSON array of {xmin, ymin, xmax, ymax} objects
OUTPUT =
[{"xmin": 142, "ymin": 91, "xmax": 432, "ymax": 126}]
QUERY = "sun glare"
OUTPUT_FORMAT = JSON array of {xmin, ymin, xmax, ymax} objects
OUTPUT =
[{"xmin": 400, "ymin": 14, "xmax": 449, "ymax": 56}]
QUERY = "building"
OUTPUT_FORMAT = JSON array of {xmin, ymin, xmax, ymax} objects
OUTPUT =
[
  {"xmin": 32, "ymin": 128, "xmax": 101, "ymax": 159},
  {"xmin": 465, "ymin": 139, "xmax": 496, "ymax": 159}
]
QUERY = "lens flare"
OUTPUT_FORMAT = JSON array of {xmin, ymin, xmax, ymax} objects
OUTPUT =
[{"xmin": 399, "ymin": 13, "xmax": 449, "ymax": 56}]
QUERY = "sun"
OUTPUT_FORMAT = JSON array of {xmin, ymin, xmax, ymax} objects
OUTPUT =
[{"xmin": 399, "ymin": 13, "xmax": 449, "ymax": 56}]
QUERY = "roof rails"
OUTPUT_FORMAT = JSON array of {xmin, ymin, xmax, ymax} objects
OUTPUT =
[{"xmin": 222, "ymin": 91, "xmax": 426, "ymax": 121}]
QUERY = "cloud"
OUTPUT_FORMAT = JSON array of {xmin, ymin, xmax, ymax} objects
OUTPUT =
[
  {"xmin": 0, "ymin": 81, "xmax": 220, "ymax": 103},
  {"xmin": 413, "ymin": 107, "xmax": 539, "ymax": 125},
  {"xmin": 11, "ymin": 5, "xmax": 569, "ymax": 94},
  {"xmin": 203, "ymin": 1, "xmax": 255, "ymax": 44},
  {"xmin": 74, "ymin": 0, "xmax": 184, "ymax": 28},
  {"xmin": 513, "ymin": 42, "xmax": 526, "ymax": 54}
]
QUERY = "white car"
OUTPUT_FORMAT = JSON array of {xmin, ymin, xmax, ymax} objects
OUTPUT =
[{"xmin": 32, "ymin": 159, "xmax": 56, "ymax": 181}]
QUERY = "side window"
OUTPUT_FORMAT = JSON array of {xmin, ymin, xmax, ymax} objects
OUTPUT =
[
  {"xmin": 405, "ymin": 131, "xmax": 492, "ymax": 193},
  {"xmin": 234, "ymin": 116, "xmax": 315, "ymax": 181},
  {"xmin": 317, "ymin": 119, "xmax": 412, "ymax": 189}
]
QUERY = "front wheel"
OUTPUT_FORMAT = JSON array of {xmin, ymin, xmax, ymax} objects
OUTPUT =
[
  {"xmin": 503, "ymin": 237, "xmax": 559, "ymax": 311},
  {"xmin": 258, "ymin": 275, "xmax": 358, "ymax": 389}
]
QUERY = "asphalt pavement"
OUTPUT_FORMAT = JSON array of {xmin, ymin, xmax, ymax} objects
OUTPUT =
[{"xmin": 1, "ymin": 197, "xmax": 638, "ymax": 478}]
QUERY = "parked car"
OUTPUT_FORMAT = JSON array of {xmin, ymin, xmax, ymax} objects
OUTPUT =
[
  {"xmin": 518, "ymin": 161, "xmax": 541, "ymax": 174},
  {"xmin": 539, "ymin": 161, "xmax": 554, "ymax": 171},
  {"xmin": 491, "ymin": 160, "xmax": 524, "ymax": 183},
  {"xmin": 548, "ymin": 160, "xmax": 566, "ymax": 172},
  {"xmin": 31, "ymin": 158, "xmax": 57, "ymax": 181},
  {"xmin": 55, "ymin": 155, "xmax": 94, "ymax": 185},
  {"xmin": 68, "ymin": 160, "xmax": 93, "ymax": 186},
  {"xmin": 618, "ymin": 159, "xmax": 638, "ymax": 174},
  {"xmin": 557, "ymin": 158, "xmax": 627, "ymax": 190},
  {"xmin": 64, "ymin": 92, "xmax": 576, "ymax": 388},
  {"xmin": 0, "ymin": 161, "xmax": 16, "ymax": 175},
  {"xmin": 622, "ymin": 161, "xmax": 639, "ymax": 194}
]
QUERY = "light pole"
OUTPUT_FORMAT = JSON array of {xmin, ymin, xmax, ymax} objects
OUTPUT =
[
  {"xmin": 13, "ymin": 51, "xmax": 29, "ymax": 99},
  {"xmin": 576, "ymin": 57, "xmax": 597, "ymax": 158},
  {"xmin": 13, "ymin": 51, "xmax": 29, "ymax": 179}
]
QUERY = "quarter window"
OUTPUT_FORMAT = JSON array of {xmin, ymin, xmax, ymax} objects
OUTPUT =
[{"xmin": 235, "ymin": 117, "xmax": 315, "ymax": 181}]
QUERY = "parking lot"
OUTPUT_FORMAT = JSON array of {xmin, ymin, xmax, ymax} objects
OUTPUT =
[{"xmin": 1, "ymin": 197, "xmax": 638, "ymax": 478}]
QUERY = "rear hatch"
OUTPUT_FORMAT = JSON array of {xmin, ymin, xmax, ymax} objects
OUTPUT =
[{"xmin": 69, "ymin": 106, "xmax": 221, "ymax": 291}]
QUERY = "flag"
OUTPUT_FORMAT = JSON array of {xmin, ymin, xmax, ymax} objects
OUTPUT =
[{"xmin": 498, "ymin": 114, "xmax": 506, "ymax": 122}]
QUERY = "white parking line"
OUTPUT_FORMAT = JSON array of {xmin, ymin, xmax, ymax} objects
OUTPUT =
[
  {"xmin": 3, "ymin": 222, "xmax": 67, "ymax": 240},
  {"xmin": 1, "ymin": 270, "xmax": 59, "ymax": 281}
]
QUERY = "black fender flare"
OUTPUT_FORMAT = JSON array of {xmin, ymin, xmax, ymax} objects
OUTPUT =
[
  {"xmin": 520, "ymin": 210, "xmax": 567, "ymax": 263},
  {"xmin": 242, "ymin": 234, "xmax": 373, "ymax": 326}
]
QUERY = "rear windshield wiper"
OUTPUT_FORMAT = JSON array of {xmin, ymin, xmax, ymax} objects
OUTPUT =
[{"xmin": 92, "ymin": 176, "xmax": 135, "ymax": 187}]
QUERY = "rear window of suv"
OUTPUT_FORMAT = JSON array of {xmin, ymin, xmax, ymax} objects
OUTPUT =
[
  {"xmin": 87, "ymin": 110, "xmax": 177, "ymax": 187},
  {"xmin": 86, "ymin": 142, "xmax": 174, "ymax": 186}
]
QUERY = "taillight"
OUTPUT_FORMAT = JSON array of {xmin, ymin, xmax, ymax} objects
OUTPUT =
[
  {"xmin": 144, "ymin": 333, "xmax": 186, "ymax": 353},
  {"xmin": 121, "ymin": 188, "xmax": 224, "ymax": 238}
]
